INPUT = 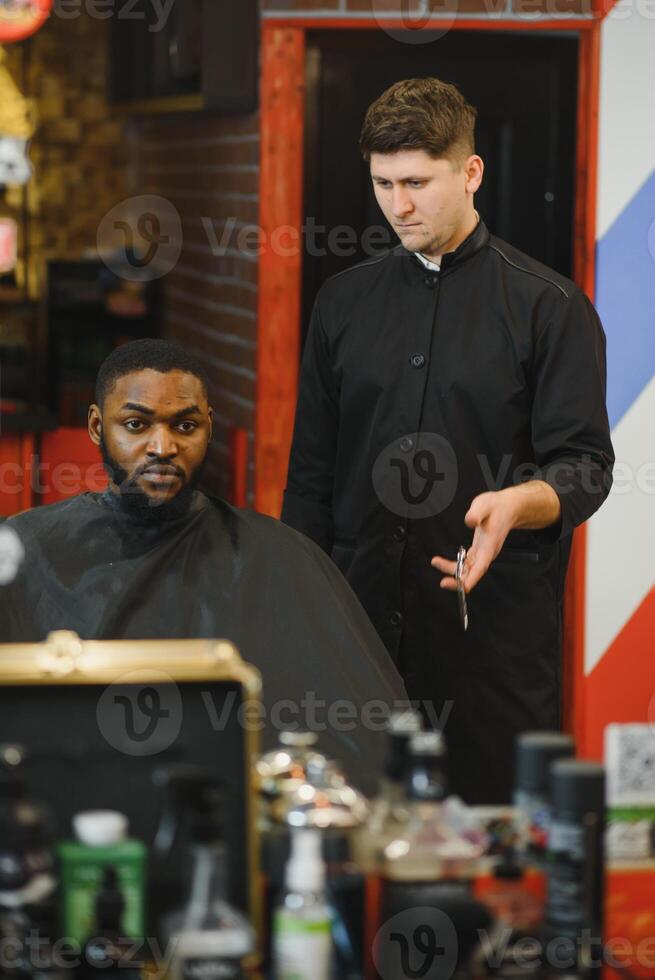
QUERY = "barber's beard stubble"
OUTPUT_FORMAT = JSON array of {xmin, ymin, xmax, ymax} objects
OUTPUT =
[{"xmin": 99, "ymin": 434, "xmax": 207, "ymax": 524}]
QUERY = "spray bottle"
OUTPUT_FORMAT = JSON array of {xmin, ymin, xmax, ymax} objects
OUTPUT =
[
  {"xmin": 153, "ymin": 766, "xmax": 255, "ymax": 980},
  {"xmin": 273, "ymin": 829, "xmax": 332, "ymax": 980}
]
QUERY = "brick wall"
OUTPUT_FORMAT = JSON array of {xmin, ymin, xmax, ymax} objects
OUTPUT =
[{"xmin": 129, "ymin": 113, "xmax": 259, "ymax": 501}]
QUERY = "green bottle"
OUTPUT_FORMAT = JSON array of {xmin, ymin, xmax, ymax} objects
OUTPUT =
[{"xmin": 57, "ymin": 811, "xmax": 147, "ymax": 946}]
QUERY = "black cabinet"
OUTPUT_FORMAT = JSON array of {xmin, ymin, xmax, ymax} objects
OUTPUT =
[{"xmin": 110, "ymin": 0, "xmax": 259, "ymax": 113}]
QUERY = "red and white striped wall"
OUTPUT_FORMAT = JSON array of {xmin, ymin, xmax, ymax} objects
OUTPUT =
[{"xmin": 581, "ymin": 1, "xmax": 655, "ymax": 758}]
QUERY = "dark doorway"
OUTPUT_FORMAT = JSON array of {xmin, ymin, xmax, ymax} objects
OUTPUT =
[{"xmin": 303, "ymin": 30, "xmax": 579, "ymax": 336}]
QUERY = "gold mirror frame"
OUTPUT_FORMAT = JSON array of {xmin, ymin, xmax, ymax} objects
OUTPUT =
[{"xmin": 0, "ymin": 631, "xmax": 264, "ymax": 962}]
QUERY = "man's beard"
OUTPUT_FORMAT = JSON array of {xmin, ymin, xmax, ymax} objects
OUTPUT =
[{"xmin": 99, "ymin": 436, "xmax": 206, "ymax": 524}]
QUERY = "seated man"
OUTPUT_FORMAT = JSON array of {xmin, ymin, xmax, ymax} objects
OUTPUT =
[{"xmin": 0, "ymin": 340, "xmax": 406, "ymax": 791}]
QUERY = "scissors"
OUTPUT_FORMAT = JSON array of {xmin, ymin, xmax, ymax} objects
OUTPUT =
[{"xmin": 456, "ymin": 546, "xmax": 469, "ymax": 632}]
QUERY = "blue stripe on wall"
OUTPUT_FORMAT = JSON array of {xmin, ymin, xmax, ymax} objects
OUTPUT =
[{"xmin": 595, "ymin": 166, "xmax": 655, "ymax": 429}]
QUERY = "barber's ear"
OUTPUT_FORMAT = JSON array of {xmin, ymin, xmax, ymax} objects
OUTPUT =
[
  {"xmin": 88, "ymin": 404, "xmax": 102, "ymax": 446},
  {"xmin": 465, "ymin": 155, "xmax": 484, "ymax": 195},
  {"xmin": 208, "ymin": 406, "xmax": 214, "ymax": 440}
]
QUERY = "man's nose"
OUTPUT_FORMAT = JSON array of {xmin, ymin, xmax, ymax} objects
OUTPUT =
[
  {"xmin": 392, "ymin": 187, "xmax": 414, "ymax": 218},
  {"xmin": 146, "ymin": 425, "xmax": 178, "ymax": 458}
]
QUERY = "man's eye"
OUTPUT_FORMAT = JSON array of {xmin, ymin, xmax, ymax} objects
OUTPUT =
[
  {"xmin": 409, "ymin": 181, "xmax": 425, "ymax": 188},
  {"xmin": 125, "ymin": 420, "xmax": 146, "ymax": 432},
  {"xmin": 177, "ymin": 422, "xmax": 197, "ymax": 434}
]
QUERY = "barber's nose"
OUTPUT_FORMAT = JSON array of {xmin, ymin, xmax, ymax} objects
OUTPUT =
[
  {"xmin": 392, "ymin": 188, "xmax": 414, "ymax": 218},
  {"xmin": 147, "ymin": 426, "xmax": 178, "ymax": 457}
]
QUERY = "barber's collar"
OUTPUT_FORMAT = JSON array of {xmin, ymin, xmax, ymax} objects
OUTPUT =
[
  {"xmin": 415, "ymin": 252, "xmax": 441, "ymax": 272},
  {"xmin": 404, "ymin": 212, "xmax": 488, "ymax": 278}
]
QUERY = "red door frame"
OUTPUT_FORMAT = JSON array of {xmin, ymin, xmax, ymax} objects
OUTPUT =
[{"xmin": 256, "ymin": 15, "xmax": 603, "ymax": 742}]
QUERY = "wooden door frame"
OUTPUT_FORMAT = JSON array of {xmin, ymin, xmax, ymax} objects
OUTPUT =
[{"xmin": 256, "ymin": 14, "xmax": 604, "ymax": 741}]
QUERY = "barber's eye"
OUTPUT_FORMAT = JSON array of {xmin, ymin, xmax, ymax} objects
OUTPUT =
[
  {"xmin": 125, "ymin": 420, "xmax": 146, "ymax": 432},
  {"xmin": 177, "ymin": 422, "xmax": 197, "ymax": 434}
]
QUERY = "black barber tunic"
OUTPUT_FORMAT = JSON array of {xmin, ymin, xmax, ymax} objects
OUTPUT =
[
  {"xmin": 282, "ymin": 218, "xmax": 614, "ymax": 804},
  {"xmin": 0, "ymin": 492, "xmax": 406, "ymax": 794}
]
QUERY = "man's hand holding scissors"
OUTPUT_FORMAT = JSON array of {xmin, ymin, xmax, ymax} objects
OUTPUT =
[{"xmin": 431, "ymin": 482, "xmax": 562, "ymax": 599}]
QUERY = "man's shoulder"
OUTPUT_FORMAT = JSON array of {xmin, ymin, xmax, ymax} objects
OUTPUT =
[
  {"xmin": 209, "ymin": 497, "xmax": 331, "ymax": 564},
  {"xmin": 8, "ymin": 493, "xmax": 99, "ymax": 535},
  {"xmin": 317, "ymin": 248, "xmax": 401, "ymax": 303},
  {"xmin": 486, "ymin": 235, "xmax": 579, "ymax": 303}
]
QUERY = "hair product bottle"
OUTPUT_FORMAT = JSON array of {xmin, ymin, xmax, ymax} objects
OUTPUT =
[
  {"xmin": 77, "ymin": 866, "xmax": 142, "ymax": 980},
  {"xmin": 543, "ymin": 760, "xmax": 605, "ymax": 980},
  {"xmin": 514, "ymin": 732, "xmax": 575, "ymax": 864},
  {"xmin": 273, "ymin": 829, "xmax": 332, "ymax": 980},
  {"xmin": 57, "ymin": 811, "xmax": 146, "ymax": 948}
]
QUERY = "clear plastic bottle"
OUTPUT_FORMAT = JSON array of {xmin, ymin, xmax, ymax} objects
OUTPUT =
[
  {"xmin": 163, "ymin": 841, "xmax": 254, "ymax": 980},
  {"xmin": 273, "ymin": 830, "xmax": 332, "ymax": 980},
  {"xmin": 383, "ymin": 730, "xmax": 456, "ymax": 882},
  {"xmin": 379, "ymin": 734, "xmax": 491, "ymax": 979},
  {"xmin": 355, "ymin": 710, "xmax": 422, "ymax": 872}
]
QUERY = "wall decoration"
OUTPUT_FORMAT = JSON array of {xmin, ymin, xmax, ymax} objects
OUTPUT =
[
  {"xmin": 0, "ymin": 45, "xmax": 33, "ymax": 185},
  {"xmin": 0, "ymin": 135, "xmax": 31, "ymax": 185},
  {"xmin": 0, "ymin": 0, "xmax": 52, "ymax": 43},
  {"xmin": 0, "ymin": 216, "xmax": 17, "ymax": 272}
]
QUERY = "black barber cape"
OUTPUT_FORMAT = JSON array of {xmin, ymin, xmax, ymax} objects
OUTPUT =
[
  {"xmin": 0, "ymin": 491, "xmax": 407, "ymax": 794},
  {"xmin": 282, "ymin": 219, "xmax": 614, "ymax": 804}
]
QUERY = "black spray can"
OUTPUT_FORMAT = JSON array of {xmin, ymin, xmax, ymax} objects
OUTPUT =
[
  {"xmin": 514, "ymin": 732, "xmax": 575, "ymax": 864},
  {"xmin": 543, "ymin": 761, "xmax": 605, "ymax": 980}
]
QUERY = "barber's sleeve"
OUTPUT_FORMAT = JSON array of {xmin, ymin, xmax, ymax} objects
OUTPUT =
[
  {"xmin": 281, "ymin": 295, "xmax": 339, "ymax": 554},
  {"xmin": 530, "ymin": 287, "xmax": 615, "ymax": 541}
]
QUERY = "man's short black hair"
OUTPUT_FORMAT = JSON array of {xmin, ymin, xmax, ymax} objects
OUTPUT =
[{"xmin": 95, "ymin": 339, "xmax": 209, "ymax": 406}]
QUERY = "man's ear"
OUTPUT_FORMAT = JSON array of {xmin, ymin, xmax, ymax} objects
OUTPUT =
[
  {"xmin": 88, "ymin": 404, "xmax": 102, "ymax": 447},
  {"xmin": 208, "ymin": 406, "xmax": 214, "ymax": 441},
  {"xmin": 465, "ymin": 155, "xmax": 484, "ymax": 195}
]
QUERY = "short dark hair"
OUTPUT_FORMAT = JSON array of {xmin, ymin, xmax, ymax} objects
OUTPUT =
[
  {"xmin": 360, "ymin": 77, "xmax": 477, "ymax": 164},
  {"xmin": 95, "ymin": 339, "xmax": 209, "ymax": 406}
]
